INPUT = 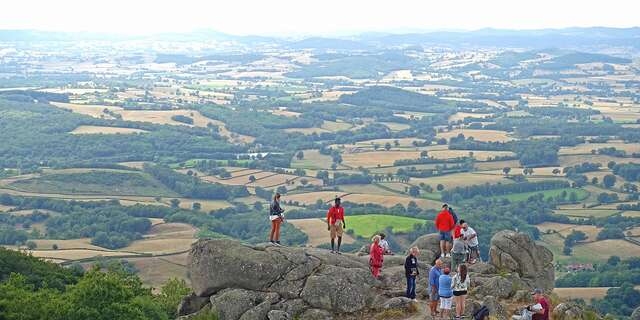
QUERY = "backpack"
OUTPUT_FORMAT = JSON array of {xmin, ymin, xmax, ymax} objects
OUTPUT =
[
  {"xmin": 473, "ymin": 305, "xmax": 490, "ymax": 320},
  {"xmin": 449, "ymin": 208, "xmax": 459, "ymax": 225}
]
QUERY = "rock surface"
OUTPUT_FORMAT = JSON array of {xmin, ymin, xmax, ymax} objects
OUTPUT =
[
  {"xmin": 488, "ymin": 230, "xmax": 555, "ymax": 291},
  {"xmin": 181, "ymin": 231, "xmax": 558, "ymax": 319},
  {"xmin": 553, "ymin": 302, "xmax": 602, "ymax": 320},
  {"xmin": 632, "ymin": 306, "xmax": 640, "ymax": 320}
]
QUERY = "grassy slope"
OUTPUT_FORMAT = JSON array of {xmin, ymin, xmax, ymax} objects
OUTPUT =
[{"xmin": 345, "ymin": 214, "xmax": 425, "ymax": 238}]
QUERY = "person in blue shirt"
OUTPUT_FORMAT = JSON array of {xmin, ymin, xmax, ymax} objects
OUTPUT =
[
  {"xmin": 428, "ymin": 259, "xmax": 443, "ymax": 317},
  {"xmin": 439, "ymin": 267, "xmax": 454, "ymax": 319}
]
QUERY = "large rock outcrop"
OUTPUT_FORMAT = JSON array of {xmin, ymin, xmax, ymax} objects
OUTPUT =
[
  {"xmin": 181, "ymin": 230, "xmax": 556, "ymax": 319},
  {"xmin": 489, "ymin": 230, "xmax": 555, "ymax": 291}
]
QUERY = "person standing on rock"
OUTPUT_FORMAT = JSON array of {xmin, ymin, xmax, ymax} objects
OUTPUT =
[
  {"xmin": 438, "ymin": 267, "xmax": 453, "ymax": 319},
  {"xmin": 450, "ymin": 231, "xmax": 466, "ymax": 273},
  {"xmin": 269, "ymin": 193, "xmax": 285, "ymax": 245},
  {"xmin": 404, "ymin": 247, "xmax": 419, "ymax": 301},
  {"xmin": 451, "ymin": 264, "xmax": 470, "ymax": 320},
  {"xmin": 461, "ymin": 221, "xmax": 479, "ymax": 264},
  {"xmin": 428, "ymin": 259, "xmax": 444, "ymax": 317},
  {"xmin": 369, "ymin": 235, "xmax": 384, "ymax": 279},
  {"xmin": 326, "ymin": 197, "xmax": 346, "ymax": 254},
  {"xmin": 435, "ymin": 204, "xmax": 455, "ymax": 258}
]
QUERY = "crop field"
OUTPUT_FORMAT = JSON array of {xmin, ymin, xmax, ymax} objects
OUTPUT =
[
  {"xmin": 29, "ymin": 249, "xmax": 137, "ymax": 261},
  {"xmin": 622, "ymin": 211, "xmax": 640, "ymax": 218},
  {"xmin": 337, "ymin": 184, "xmax": 400, "ymax": 196},
  {"xmin": 123, "ymin": 223, "xmax": 197, "ymax": 255},
  {"xmin": 490, "ymin": 188, "xmax": 589, "ymax": 203},
  {"xmin": 127, "ymin": 253, "xmax": 190, "ymax": 289},
  {"xmin": 410, "ymin": 172, "xmax": 512, "ymax": 190},
  {"xmin": 340, "ymin": 194, "xmax": 440, "ymax": 209},
  {"xmin": 554, "ymin": 208, "xmax": 619, "ymax": 218},
  {"xmin": 70, "ymin": 125, "xmax": 149, "ymax": 135},
  {"xmin": 249, "ymin": 174, "xmax": 322, "ymax": 189},
  {"xmin": 554, "ymin": 287, "xmax": 610, "ymax": 302},
  {"xmin": 448, "ymin": 112, "xmax": 494, "ymax": 123},
  {"xmin": 30, "ymin": 238, "xmax": 108, "ymax": 251},
  {"xmin": 474, "ymin": 160, "xmax": 521, "ymax": 171},
  {"xmin": 558, "ymin": 142, "xmax": 640, "ymax": 155},
  {"xmin": 287, "ymin": 218, "xmax": 356, "ymax": 247},
  {"xmin": 479, "ymin": 167, "xmax": 563, "ymax": 177},
  {"xmin": 380, "ymin": 122, "xmax": 411, "ymax": 131},
  {"xmin": 284, "ymin": 192, "xmax": 350, "ymax": 206},
  {"xmin": 558, "ymin": 154, "xmax": 640, "ymax": 167},
  {"xmin": 341, "ymin": 151, "xmax": 422, "ymax": 168},
  {"xmin": 436, "ymin": 129, "xmax": 514, "ymax": 142},
  {"xmin": 7, "ymin": 171, "xmax": 177, "ymax": 197},
  {"xmin": 291, "ymin": 149, "xmax": 335, "ymax": 170},
  {"xmin": 535, "ymin": 222, "xmax": 602, "ymax": 241},
  {"xmin": 51, "ymin": 102, "xmax": 123, "ymax": 118},
  {"xmin": 173, "ymin": 199, "xmax": 232, "ymax": 212},
  {"xmin": 345, "ymin": 214, "xmax": 426, "ymax": 238},
  {"xmin": 427, "ymin": 149, "xmax": 516, "ymax": 161},
  {"xmin": 572, "ymin": 239, "xmax": 640, "ymax": 261}
]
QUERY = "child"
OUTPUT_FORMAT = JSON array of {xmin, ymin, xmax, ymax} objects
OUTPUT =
[
  {"xmin": 379, "ymin": 233, "xmax": 393, "ymax": 255},
  {"xmin": 438, "ymin": 267, "xmax": 453, "ymax": 319},
  {"xmin": 369, "ymin": 235, "xmax": 384, "ymax": 279}
]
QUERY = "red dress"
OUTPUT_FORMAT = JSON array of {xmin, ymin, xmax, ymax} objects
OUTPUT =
[{"xmin": 369, "ymin": 243, "xmax": 384, "ymax": 278}]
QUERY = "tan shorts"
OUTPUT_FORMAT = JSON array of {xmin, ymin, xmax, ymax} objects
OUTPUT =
[{"xmin": 330, "ymin": 220, "xmax": 344, "ymax": 238}]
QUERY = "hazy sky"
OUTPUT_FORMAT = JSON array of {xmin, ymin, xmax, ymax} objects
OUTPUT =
[{"xmin": 1, "ymin": 0, "xmax": 638, "ymax": 36}]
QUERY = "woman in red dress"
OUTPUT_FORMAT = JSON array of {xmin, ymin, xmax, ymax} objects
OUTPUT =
[{"xmin": 369, "ymin": 235, "xmax": 384, "ymax": 279}]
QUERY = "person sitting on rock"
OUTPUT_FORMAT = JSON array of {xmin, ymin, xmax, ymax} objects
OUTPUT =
[
  {"xmin": 511, "ymin": 289, "xmax": 549, "ymax": 320},
  {"xmin": 450, "ymin": 231, "xmax": 467, "ymax": 273},
  {"xmin": 438, "ymin": 267, "xmax": 453, "ymax": 319},
  {"xmin": 369, "ymin": 235, "xmax": 384, "ymax": 279},
  {"xmin": 404, "ymin": 246, "xmax": 419, "ymax": 301},
  {"xmin": 435, "ymin": 204, "xmax": 455, "ymax": 258},
  {"xmin": 428, "ymin": 259, "xmax": 444, "ymax": 317},
  {"xmin": 461, "ymin": 220, "xmax": 479, "ymax": 264},
  {"xmin": 269, "ymin": 193, "xmax": 285, "ymax": 246},
  {"xmin": 326, "ymin": 197, "xmax": 346, "ymax": 254},
  {"xmin": 379, "ymin": 233, "xmax": 393, "ymax": 255}
]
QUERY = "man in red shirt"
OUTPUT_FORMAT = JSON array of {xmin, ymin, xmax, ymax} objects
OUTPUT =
[
  {"xmin": 327, "ymin": 197, "xmax": 346, "ymax": 254},
  {"xmin": 531, "ymin": 288, "xmax": 550, "ymax": 320},
  {"xmin": 434, "ymin": 204, "xmax": 455, "ymax": 258}
]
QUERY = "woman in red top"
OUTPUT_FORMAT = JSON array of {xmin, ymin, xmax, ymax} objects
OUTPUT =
[{"xmin": 369, "ymin": 235, "xmax": 384, "ymax": 279}]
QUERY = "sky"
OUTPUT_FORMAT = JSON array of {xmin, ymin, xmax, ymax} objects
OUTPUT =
[{"xmin": 0, "ymin": 0, "xmax": 638, "ymax": 36}]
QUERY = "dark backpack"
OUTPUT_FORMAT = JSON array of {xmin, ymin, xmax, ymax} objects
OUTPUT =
[
  {"xmin": 473, "ymin": 305, "xmax": 490, "ymax": 320},
  {"xmin": 449, "ymin": 208, "xmax": 459, "ymax": 225}
]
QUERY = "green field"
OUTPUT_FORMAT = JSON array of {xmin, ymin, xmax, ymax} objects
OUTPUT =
[
  {"xmin": 345, "ymin": 214, "xmax": 426, "ymax": 238},
  {"xmin": 9, "ymin": 171, "xmax": 177, "ymax": 197},
  {"xmin": 489, "ymin": 188, "xmax": 589, "ymax": 202},
  {"xmin": 555, "ymin": 209, "xmax": 620, "ymax": 218}
]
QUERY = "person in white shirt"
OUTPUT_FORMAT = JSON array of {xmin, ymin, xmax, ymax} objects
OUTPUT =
[
  {"xmin": 460, "ymin": 221, "xmax": 479, "ymax": 264},
  {"xmin": 379, "ymin": 233, "xmax": 393, "ymax": 255}
]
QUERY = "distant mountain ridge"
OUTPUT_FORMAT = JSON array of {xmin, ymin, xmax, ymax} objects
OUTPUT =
[{"xmin": 1, "ymin": 27, "xmax": 639, "ymax": 53}]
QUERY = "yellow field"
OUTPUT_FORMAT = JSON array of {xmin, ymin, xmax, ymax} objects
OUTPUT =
[
  {"xmin": 170, "ymin": 199, "xmax": 232, "ymax": 212},
  {"xmin": 271, "ymin": 109, "xmax": 301, "ymax": 117},
  {"xmin": 341, "ymin": 194, "xmax": 440, "ymax": 209},
  {"xmin": 291, "ymin": 149, "xmax": 335, "ymax": 170},
  {"xmin": 30, "ymin": 238, "xmax": 108, "ymax": 251},
  {"xmin": 118, "ymin": 161, "xmax": 148, "ymax": 169},
  {"xmin": 436, "ymin": 129, "xmax": 514, "ymax": 142},
  {"xmin": 535, "ymin": 222, "xmax": 602, "ymax": 241},
  {"xmin": 288, "ymin": 218, "xmax": 356, "ymax": 247},
  {"xmin": 70, "ymin": 125, "xmax": 148, "ymax": 135},
  {"xmin": 51, "ymin": 102, "xmax": 123, "ymax": 118},
  {"xmin": 29, "ymin": 249, "xmax": 135, "ymax": 261},
  {"xmin": 622, "ymin": 211, "xmax": 640, "ymax": 218},
  {"xmin": 572, "ymin": 239, "xmax": 640, "ymax": 260},
  {"xmin": 474, "ymin": 160, "xmax": 521, "ymax": 171},
  {"xmin": 0, "ymin": 204, "xmax": 14, "ymax": 212},
  {"xmin": 123, "ymin": 223, "xmax": 197, "ymax": 255},
  {"xmin": 554, "ymin": 287, "xmax": 610, "ymax": 302},
  {"xmin": 127, "ymin": 254, "xmax": 190, "ymax": 289},
  {"xmin": 342, "ymin": 151, "xmax": 422, "ymax": 168},
  {"xmin": 427, "ymin": 149, "xmax": 516, "ymax": 161},
  {"xmin": 409, "ymin": 172, "xmax": 512, "ymax": 190},
  {"xmin": 559, "ymin": 155, "xmax": 640, "ymax": 167},
  {"xmin": 448, "ymin": 112, "xmax": 494, "ymax": 123},
  {"xmin": 285, "ymin": 192, "xmax": 351, "ymax": 206},
  {"xmin": 321, "ymin": 120, "xmax": 353, "ymax": 131},
  {"xmin": 380, "ymin": 122, "xmax": 411, "ymax": 131},
  {"xmin": 479, "ymin": 167, "xmax": 564, "ymax": 177},
  {"xmin": 338, "ymin": 184, "xmax": 400, "ymax": 196},
  {"xmin": 559, "ymin": 142, "xmax": 640, "ymax": 155}
]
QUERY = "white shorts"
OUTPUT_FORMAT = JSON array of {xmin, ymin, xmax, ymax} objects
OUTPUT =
[
  {"xmin": 439, "ymin": 297, "xmax": 452, "ymax": 310},
  {"xmin": 270, "ymin": 215, "xmax": 283, "ymax": 221}
]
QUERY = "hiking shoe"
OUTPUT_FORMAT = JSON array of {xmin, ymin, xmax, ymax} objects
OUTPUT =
[
  {"xmin": 275, "ymin": 241, "xmax": 282, "ymax": 246},
  {"xmin": 440, "ymin": 253, "xmax": 445, "ymax": 258},
  {"xmin": 330, "ymin": 250, "xmax": 335, "ymax": 254},
  {"xmin": 336, "ymin": 251, "xmax": 342, "ymax": 255},
  {"xmin": 445, "ymin": 253, "xmax": 451, "ymax": 258}
]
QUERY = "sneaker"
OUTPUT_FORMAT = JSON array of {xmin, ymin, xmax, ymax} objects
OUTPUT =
[
  {"xmin": 330, "ymin": 250, "xmax": 335, "ymax": 254},
  {"xmin": 440, "ymin": 253, "xmax": 445, "ymax": 258},
  {"xmin": 336, "ymin": 251, "xmax": 342, "ymax": 255},
  {"xmin": 275, "ymin": 241, "xmax": 282, "ymax": 246},
  {"xmin": 445, "ymin": 253, "xmax": 451, "ymax": 258}
]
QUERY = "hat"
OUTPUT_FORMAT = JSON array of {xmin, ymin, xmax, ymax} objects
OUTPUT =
[{"xmin": 531, "ymin": 288, "xmax": 543, "ymax": 295}]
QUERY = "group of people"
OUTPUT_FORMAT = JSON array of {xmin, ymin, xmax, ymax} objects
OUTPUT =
[{"xmin": 268, "ymin": 196, "xmax": 549, "ymax": 320}]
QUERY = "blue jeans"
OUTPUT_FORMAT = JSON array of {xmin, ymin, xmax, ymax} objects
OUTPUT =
[{"xmin": 406, "ymin": 275, "xmax": 416, "ymax": 299}]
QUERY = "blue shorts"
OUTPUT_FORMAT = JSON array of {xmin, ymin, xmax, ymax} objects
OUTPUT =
[{"xmin": 439, "ymin": 231, "xmax": 452, "ymax": 241}]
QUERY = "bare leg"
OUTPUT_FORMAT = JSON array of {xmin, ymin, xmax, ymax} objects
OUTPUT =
[{"xmin": 337, "ymin": 236, "xmax": 342, "ymax": 252}]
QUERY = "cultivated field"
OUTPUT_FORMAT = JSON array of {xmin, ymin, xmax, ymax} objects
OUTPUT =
[
  {"xmin": 559, "ymin": 142, "xmax": 640, "ymax": 155},
  {"xmin": 291, "ymin": 149, "xmax": 335, "ymax": 170},
  {"xmin": 410, "ymin": 172, "xmax": 512, "ymax": 189},
  {"xmin": 288, "ymin": 218, "xmax": 356, "ymax": 247},
  {"xmin": 427, "ymin": 149, "xmax": 516, "ymax": 161},
  {"xmin": 554, "ymin": 287, "xmax": 610, "ymax": 302},
  {"xmin": 572, "ymin": 239, "xmax": 640, "ymax": 261},
  {"xmin": 346, "ymin": 214, "xmax": 426, "ymax": 238},
  {"xmin": 70, "ymin": 125, "xmax": 148, "ymax": 135},
  {"xmin": 341, "ymin": 151, "xmax": 422, "ymax": 168},
  {"xmin": 436, "ymin": 129, "xmax": 514, "ymax": 142}
]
